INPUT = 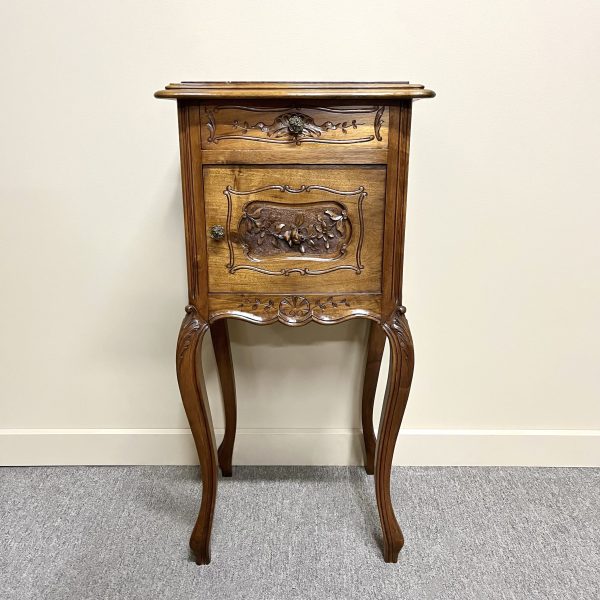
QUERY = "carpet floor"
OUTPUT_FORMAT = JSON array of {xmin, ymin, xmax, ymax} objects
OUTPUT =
[{"xmin": 0, "ymin": 466, "xmax": 598, "ymax": 599}]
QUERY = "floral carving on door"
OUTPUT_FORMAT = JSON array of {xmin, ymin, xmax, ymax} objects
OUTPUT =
[
  {"xmin": 223, "ymin": 184, "xmax": 367, "ymax": 277},
  {"xmin": 238, "ymin": 201, "xmax": 351, "ymax": 259}
]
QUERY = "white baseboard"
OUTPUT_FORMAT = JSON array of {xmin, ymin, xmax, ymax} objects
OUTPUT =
[
  {"xmin": 0, "ymin": 429, "xmax": 600, "ymax": 467},
  {"xmin": 1, "ymin": 428, "xmax": 598, "ymax": 467}
]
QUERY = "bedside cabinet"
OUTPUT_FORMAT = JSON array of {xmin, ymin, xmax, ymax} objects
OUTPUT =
[{"xmin": 155, "ymin": 82, "xmax": 435, "ymax": 564}]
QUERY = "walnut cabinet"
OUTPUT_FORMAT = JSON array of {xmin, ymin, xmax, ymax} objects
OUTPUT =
[{"xmin": 155, "ymin": 81, "xmax": 435, "ymax": 564}]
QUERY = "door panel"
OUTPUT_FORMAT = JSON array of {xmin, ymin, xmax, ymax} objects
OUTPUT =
[{"xmin": 203, "ymin": 166, "xmax": 386, "ymax": 294}]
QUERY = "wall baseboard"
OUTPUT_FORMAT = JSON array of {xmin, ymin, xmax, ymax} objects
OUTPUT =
[{"xmin": 1, "ymin": 428, "xmax": 598, "ymax": 467}]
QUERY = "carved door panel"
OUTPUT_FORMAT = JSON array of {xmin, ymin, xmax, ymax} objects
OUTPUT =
[{"xmin": 203, "ymin": 166, "xmax": 386, "ymax": 294}]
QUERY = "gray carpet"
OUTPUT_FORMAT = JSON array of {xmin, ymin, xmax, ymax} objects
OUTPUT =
[{"xmin": 0, "ymin": 467, "xmax": 598, "ymax": 600}]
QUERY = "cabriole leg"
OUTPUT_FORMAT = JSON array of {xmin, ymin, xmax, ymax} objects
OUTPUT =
[
  {"xmin": 374, "ymin": 306, "xmax": 414, "ymax": 563},
  {"xmin": 176, "ymin": 305, "xmax": 218, "ymax": 565}
]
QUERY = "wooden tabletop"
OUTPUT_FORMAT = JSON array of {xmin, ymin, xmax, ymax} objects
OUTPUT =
[{"xmin": 155, "ymin": 81, "xmax": 435, "ymax": 100}]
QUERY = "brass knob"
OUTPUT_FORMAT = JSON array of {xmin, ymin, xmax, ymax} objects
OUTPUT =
[
  {"xmin": 287, "ymin": 114, "xmax": 305, "ymax": 135},
  {"xmin": 209, "ymin": 225, "xmax": 225, "ymax": 241}
]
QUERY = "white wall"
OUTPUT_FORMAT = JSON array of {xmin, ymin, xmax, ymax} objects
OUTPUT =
[{"xmin": 1, "ymin": 0, "xmax": 599, "ymax": 466}]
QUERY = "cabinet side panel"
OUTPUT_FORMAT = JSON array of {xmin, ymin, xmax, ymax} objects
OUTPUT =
[
  {"xmin": 381, "ymin": 101, "xmax": 412, "ymax": 318},
  {"xmin": 381, "ymin": 105, "xmax": 400, "ymax": 318},
  {"xmin": 177, "ymin": 103, "xmax": 198, "ymax": 304},
  {"xmin": 177, "ymin": 102, "xmax": 208, "ymax": 316},
  {"xmin": 393, "ymin": 102, "xmax": 413, "ymax": 305}
]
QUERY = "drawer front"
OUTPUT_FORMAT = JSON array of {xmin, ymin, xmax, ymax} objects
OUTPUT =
[
  {"xmin": 204, "ymin": 166, "xmax": 385, "ymax": 294},
  {"xmin": 201, "ymin": 105, "xmax": 388, "ymax": 150}
]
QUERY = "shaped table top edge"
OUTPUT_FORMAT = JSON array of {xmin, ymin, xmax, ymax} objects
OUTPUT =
[{"xmin": 154, "ymin": 81, "xmax": 435, "ymax": 100}]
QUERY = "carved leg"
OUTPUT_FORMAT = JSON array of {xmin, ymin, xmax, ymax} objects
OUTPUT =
[
  {"xmin": 361, "ymin": 321, "xmax": 387, "ymax": 475},
  {"xmin": 211, "ymin": 319, "xmax": 237, "ymax": 477},
  {"xmin": 176, "ymin": 305, "xmax": 218, "ymax": 565},
  {"xmin": 374, "ymin": 307, "xmax": 414, "ymax": 563}
]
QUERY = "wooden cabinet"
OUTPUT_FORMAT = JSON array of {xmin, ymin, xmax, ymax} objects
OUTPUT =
[{"xmin": 155, "ymin": 81, "xmax": 435, "ymax": 564}]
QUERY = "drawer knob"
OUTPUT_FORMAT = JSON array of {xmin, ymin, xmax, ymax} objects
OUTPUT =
[
  {"xmin": 209, "ymin": 225, "xmax": 225, "ymax": 241},
  {"xmin": 287, "ymin": 114, "xmax": 305, "ymax": 135}
]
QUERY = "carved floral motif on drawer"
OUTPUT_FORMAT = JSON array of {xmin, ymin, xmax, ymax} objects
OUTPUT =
[{"xmin": 202, "ymin": 105, "xmax": 387, "ymax": 147}]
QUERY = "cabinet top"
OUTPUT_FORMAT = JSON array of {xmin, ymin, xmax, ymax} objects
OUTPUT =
[{"xmin": 154, "ymin": 81, "xmax": 435, "ymax": 100}]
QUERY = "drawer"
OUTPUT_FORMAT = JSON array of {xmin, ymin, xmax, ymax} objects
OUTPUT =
[
  {"xmin": 203, "ymin": 166, "xmax": 386, "ymax": 294},
  {"xmin": 200, "ymin": 105, "xmax": 388, "ymax": 150}
]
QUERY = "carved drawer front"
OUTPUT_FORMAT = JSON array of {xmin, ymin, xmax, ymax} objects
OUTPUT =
[
  {"xmin": 200, "ymin": 105, "xmax": 388, "ymax": 150},
  {"xmin": 203, "ymin": 166, "xmax": 386, "ymax": 294}
]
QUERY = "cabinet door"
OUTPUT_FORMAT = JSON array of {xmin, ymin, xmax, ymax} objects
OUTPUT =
[{"xmin": 203, "ymin": 166, "xmax": 386, "ymax": 294}]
